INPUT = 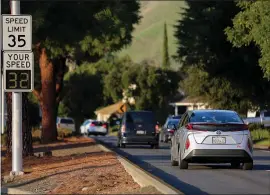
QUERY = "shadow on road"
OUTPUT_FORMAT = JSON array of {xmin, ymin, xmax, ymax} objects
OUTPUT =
[{"xmin": 97, "ymin": 139, "xmax": 209, "ymax": 195}]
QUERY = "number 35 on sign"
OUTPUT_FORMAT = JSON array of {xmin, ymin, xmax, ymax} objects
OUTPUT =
[
  {"xmin": 3, "ymin": 52, "xmax": 34, "ymax": 92},
  {"xmin": 2, "ymin": 15, "xmax": 32, "ymax": 51}
]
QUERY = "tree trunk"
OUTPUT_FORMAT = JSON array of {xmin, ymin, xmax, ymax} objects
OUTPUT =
[
  {"xmin": 5, "ymin": 93, "xmax": 33, "ymax": 157},
  {"xmin": 40, "ymin": 48, "xmax": 57, "ymax": 143},
  {"xmin": 22, "ymin": 93, "xmax": 33, "ymax": 156},
  {"xmin": 6, "ymin": 93, "xmax": 12, "ymax": 158}
]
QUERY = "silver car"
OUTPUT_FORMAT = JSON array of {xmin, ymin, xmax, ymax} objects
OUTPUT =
[{"xmin": 170, "ymin": 110, "xmax": 253, "ymax": 170}]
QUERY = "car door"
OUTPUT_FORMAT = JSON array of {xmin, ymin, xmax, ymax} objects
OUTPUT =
[{"xmin": 172, "ymin": 113, "xmax": 187, "ymax": 157}]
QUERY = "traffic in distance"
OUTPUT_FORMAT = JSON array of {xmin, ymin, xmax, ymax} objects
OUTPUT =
[{"xmin": 53, "ymin": 108, "xmax": 269, "ymax": 171}]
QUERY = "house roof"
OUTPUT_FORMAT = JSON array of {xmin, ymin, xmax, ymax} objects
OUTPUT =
[
  {"xmin": 95, "ymin": 101, "xmax": 126, "ymax": 115},
  {"xmin": 170, "ymin": 96, "xmax": 207, "ymax": 106}
]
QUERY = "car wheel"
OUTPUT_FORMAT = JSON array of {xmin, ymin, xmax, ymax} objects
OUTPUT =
[
  {"xmin": 242, "ymin": 161, "xmax": 253, "ymax": 170},
  {"xmin": 231, "ymin": 162, "xmax": 241, "ymax": 169},
  {"xmin": 119, "ymin": 140, "xmax": 126, "ymax": 148},
  {"xmin": 178, "ymin": 148, "xmax": 188, "ymax": 169},
  {"xmin": 117, "ymin": 139, "xmax": 121, "ymax": 148},
  {"xmin": 164, "ymin": 135, "xmax": 169, "ymax": 143},
  {"xmin": 171, "ymin": 149, "xmax": 178, "ymax": 166}
]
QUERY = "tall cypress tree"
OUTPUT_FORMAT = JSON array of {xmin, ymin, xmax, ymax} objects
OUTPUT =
[{"xmin": 162, "ymin": 22, "xmax": 170, "ymax": 69}]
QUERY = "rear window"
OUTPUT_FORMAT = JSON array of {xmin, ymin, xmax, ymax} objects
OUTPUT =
[
  {"xmin": 264, "ymin": 111, "xmax": 270, "ymax": 117},
  {"xmin": 167, "ymin": 120, "xmax": 179, "ymax": 126},
  {"xmin": 92, "ymin": 121, "xmax": 103, "ymax": 126},
  {"xmin": 190, "ymin": 111, "xmax": 242, "ymax": 124},
  {"xmin": 126, "ymin": 112, "xmax": 154, "ymax": 124},
  {"xmin": 171, "ymin": 115, "xmax": 182, "ymax": 119},
  {"xmin": 60, "ymin": 119, "xmax": 74, "ymax": 124}
]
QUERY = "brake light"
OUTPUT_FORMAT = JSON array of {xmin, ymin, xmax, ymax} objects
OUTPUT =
[
  {"xmin": 102, "ymin": 124, "xmax": 107, "ymax": 128},
  {"xmin": 121, "ymin": 125, "xmax": 126, "ymax": 133},
  {"xmin": 185, "ymin": 123, "xmax": 206, "ymax": 131},
  {"xmin": 90, "ymin": 123, "xmax": 95, "ymax": 127},
  {"xmin": 185, "ymin": 137, "xmax": 190, "ymax": 149},
  {"xmin": 155, "ymin": 125, "xmax": 159, "ymax": 133},
  {"xmin": 185, "ymin": 124, "xmax": 193, "ymax": 130},
  {"xmin": 168, "ymin": 129, "xmax": 174, "ymax": 133}
]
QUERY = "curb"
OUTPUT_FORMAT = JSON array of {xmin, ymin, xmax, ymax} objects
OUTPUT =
[
  {"xmin": 1, "ymin": 187, "xmax": 34, "ymax": 194},
  {"xmin": 96, "ymin": 142, "xmax": 183, "ymax": 195},
  {"xmin": 254, "ymin": 146, "xmax": 270, "ymax": 151}
]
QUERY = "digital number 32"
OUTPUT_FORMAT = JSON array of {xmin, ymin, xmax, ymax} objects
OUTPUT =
[
  {"xmin": 9, "ymin": 72, "xmax": 29, "ymax": 89},
  {"xmin": 8, "ymin": 35, "xmax": 26, "ymax": 48}
]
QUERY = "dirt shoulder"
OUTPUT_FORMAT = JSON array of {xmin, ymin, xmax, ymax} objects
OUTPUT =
[{"xmin": 1, "ymin": 137, "xmax": 161, "ymax": 194}]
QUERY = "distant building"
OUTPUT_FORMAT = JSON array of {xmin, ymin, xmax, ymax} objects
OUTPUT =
[
  {"xmin": 169, "ymin": 96, "xmax": 211, "ymax": 115},
  {"xmin": 95, "ymin": 101, "xmax": 128, "ymax": 122}
]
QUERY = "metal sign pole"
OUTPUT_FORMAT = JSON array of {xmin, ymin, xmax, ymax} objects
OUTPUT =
[
  {"xmin": 0, "ymin": 0, "xmax": 3, "ymax": 135},
  {"xmin": 10, "ymin": 0, "xmax": 23, "ymax": 175}
]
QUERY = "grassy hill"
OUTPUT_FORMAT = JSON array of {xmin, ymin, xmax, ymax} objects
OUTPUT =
[{"xmin": 117, "ymin": 1, "xmax": 186, "ymax": 69}]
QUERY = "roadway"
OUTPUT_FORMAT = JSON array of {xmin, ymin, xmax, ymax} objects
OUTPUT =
[{"xmin": 93, "ymin": 135, "xmax": 270, "ymax": 195}]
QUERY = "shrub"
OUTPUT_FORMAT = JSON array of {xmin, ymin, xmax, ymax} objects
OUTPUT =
[
  {"xmin": 248, "ymin": 123, "xmax": 262, "ymax": 131},
  {"xmin": 57, "ymin": 128, "xmax": 73, "ymax": 139},
  {"xmin": 251, "ymin": 129, "xmax": 270, "ymax": 142}
]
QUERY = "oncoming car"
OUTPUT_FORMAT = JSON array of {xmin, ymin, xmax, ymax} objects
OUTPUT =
[{"xmin": 170, "ymin": 110, "xmax": 253, "ymax": 170}]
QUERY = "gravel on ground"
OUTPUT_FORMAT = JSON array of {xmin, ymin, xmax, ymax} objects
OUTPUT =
[{"xmin": 1, "ymin": 137, "xmax": 162, "ymax": 194}]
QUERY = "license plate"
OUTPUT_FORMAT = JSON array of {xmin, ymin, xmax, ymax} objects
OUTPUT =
[
  {"xmin": 136, "ymin": 130, "xmax": 145, "ymax": 135},
  {"xmin": 212, "ymin": 137, "xmax": 226, "ymax": 144}
]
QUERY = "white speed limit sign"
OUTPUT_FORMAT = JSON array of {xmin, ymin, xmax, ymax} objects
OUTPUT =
[{"xmin": 2, "ymin": 15, "xmax": 32, "ymax": 51}]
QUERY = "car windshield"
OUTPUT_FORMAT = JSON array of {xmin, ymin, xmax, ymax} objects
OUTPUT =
[
  {"xmin": 190, "ymin": 111, "xmax": 242, "ymax": 124},
  {"xmin": 126, "ymin": 112, "xmax": 154, "ymax": 124}
]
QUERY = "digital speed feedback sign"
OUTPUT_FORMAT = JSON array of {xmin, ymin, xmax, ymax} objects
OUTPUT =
[
  {"xmin": 2, "ymin": 14, "xmax": 33, "ymax": 92},
  {"xmin": 3, "ymin": 52, "xmax": 34, "ymax": 92}
]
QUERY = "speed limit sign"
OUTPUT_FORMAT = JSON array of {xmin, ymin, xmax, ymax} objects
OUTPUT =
[{"xmin": 2, "ymin": 15, "xmax": 32, "ymax": 51}]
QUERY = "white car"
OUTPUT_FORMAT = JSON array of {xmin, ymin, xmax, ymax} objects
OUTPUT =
[
  {"xmin": 170, "ymin": 110, "xmax": 254, "ymax": 170},
  {"xmin": 80, "ymin": 119, "xmax": 108, "ymax": 136},
  {"xmin": 56, "ymin": 117, "xmax": 76, "ymax": 132}
]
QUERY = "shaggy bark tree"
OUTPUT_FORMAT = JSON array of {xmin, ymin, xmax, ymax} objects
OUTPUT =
[{"xmin": 6, "ymin": 93, "xmax": 33, "ymax": 157}]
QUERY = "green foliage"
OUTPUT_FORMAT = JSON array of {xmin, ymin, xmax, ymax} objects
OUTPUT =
[
  {"xmin": 174, "ymin": 1, "xmax": 270, "ymax": 114},
  {"xmin": 225, "ymin": 1, "xmax": 270, "ymax": 79},
  {"xmin": 103, "ymin": 59, "xmax": 180, "ymax": 122},
  {"xmin": 2, "ymin": 1, "xmax": 141, "ymax": 60},
  {"xmin": 251, "ymin": 129, "xmax": 270, "ymax": 142},
  {"xmin": 61, "ymin": 69, "xmax": 104, "ymax": 129},
  {"xmin": 162, "ymin": 22, "xmax": 170, "ymax": 69}
]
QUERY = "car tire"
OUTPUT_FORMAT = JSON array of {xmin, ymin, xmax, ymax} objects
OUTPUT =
[
  {"xmin": 119, "ymin": 140, "xmax": 126, "ymax": 148},
  {"xmin": 231, "ymin": 162, "xmax": 241, "ymax": 169},
  {"xmin": 178, "ymin": 149, "xmax": 188, "ymax": 169},
  {"xmin": 242, "ymin": 161, "xmax": 253, "ymax": 170},
  {"xmin": 171, "ymin": 153, "xmax": 178, "ymax": 166},
  {"xmin": 117, "ymin": 139, "xmax": 121, "ymax": 148},
  {"xmin": 164, "ymin": 136, "xmax": 169, "ymax": 143},
  {"xmin": 150, "ymin": 144, "xmax": 159, "ymax": 149}
]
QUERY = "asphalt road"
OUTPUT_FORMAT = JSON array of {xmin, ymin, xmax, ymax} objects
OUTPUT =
[{"xmin": 93, "ymin": 135, "xmax": 270, "ymax": 195}]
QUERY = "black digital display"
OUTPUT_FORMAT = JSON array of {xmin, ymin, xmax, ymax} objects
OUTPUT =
[{"xmin": 5, "ymin": 70, "xmax": 31, "ymax": 90}]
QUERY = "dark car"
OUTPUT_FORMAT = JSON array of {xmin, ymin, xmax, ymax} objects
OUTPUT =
[
  {"xmin": 159, "ymin": 118, "xmax": 180, "ymax": 143},
  {"xmin": 117, "ymin": 111, "xmax": 159, "ymax": 149}
]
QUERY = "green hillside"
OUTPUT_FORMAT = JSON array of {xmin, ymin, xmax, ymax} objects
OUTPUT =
[{"xmin": 117, "ymin": 1, "xmax": 186, "ymax": 68}]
